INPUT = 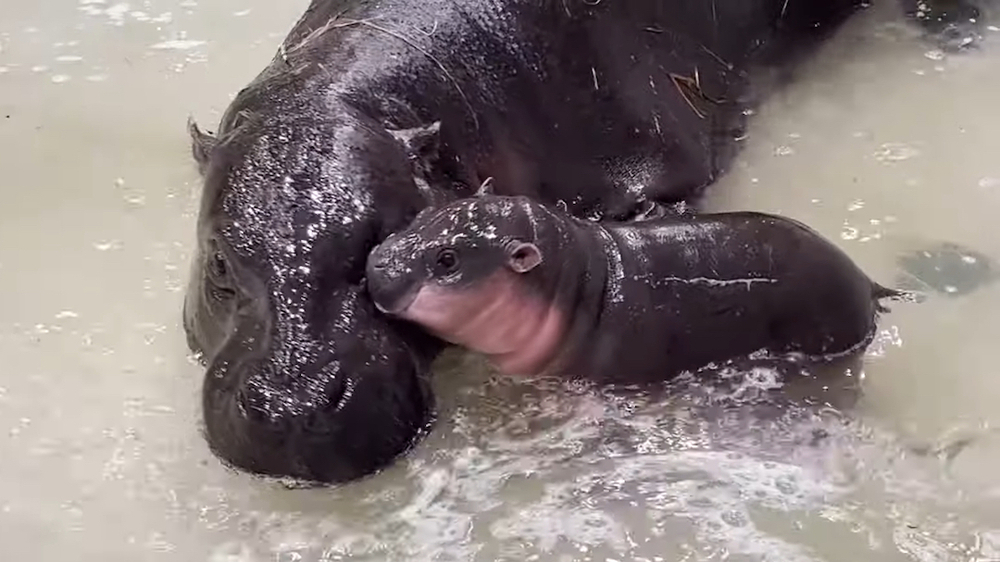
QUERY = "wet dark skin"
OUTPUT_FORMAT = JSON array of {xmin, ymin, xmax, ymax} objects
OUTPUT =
[
  {"xmin": 366, "ymin": 195, "xmax": 904, "ymax": 384},
  {"xmin": 185, "ymin": 0, "xmax": 997, "ymax": 485}
]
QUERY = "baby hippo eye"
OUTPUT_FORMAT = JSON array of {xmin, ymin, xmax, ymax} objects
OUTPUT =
[{"xmin": 435, "ymin": 248, "xmax": 460, "ymax": 275}]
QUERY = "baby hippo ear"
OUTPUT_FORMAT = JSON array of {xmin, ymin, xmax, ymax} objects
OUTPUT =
[{"xmin": 506, "ymin": 240, "xmax": 543, "ymax": 273}]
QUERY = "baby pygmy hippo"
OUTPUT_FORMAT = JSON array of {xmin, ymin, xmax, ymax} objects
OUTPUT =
[{"xmin": 365, "ymin": 194, "xmax": 905, "ymax": 383}]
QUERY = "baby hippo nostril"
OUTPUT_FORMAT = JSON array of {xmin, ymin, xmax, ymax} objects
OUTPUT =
[{"xmin": 366, "ymin": 247, "xmax": 391, "ymax": 272}]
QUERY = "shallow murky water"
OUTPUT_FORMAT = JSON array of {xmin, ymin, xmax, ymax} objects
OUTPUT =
[{"xmin": 2, "ymin": 1, "xmax": 1000, "ymax": 560}]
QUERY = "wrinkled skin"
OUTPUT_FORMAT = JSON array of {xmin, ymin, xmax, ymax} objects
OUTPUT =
[
  {"xmin": 185, "ymin": 0, "xmax": 996, "ymax": 485},
  {"xmin": 366, "ymin": 195, "xmax": 904, "ymax": 384}
]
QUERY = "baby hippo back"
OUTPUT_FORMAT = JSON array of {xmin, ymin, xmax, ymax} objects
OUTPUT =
[{"xmin": 571, "ymin": 212, "xmax": 888, "ymax": 383}]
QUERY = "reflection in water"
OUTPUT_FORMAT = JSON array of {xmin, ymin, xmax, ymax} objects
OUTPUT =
[{"xmin": 1, "ymin": 0, "xmax": 999, "ymax": 560}]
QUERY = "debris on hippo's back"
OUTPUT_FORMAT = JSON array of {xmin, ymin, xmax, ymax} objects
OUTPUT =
[{"xmin": 894, "ymin": 240, "xmax": 999, "ymax": 297}]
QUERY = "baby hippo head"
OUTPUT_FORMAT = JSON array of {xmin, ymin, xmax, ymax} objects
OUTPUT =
[{"xmin": 365, "ymin": 196, "xmax": 549, "ymax": 352}]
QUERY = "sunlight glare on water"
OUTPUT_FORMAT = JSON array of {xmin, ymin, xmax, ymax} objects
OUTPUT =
[{"xmin": 1, "ymin": 0, "xmax": 999, "ymax": 561}]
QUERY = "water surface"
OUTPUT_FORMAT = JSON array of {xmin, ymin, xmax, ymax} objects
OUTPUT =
[{"xmin": 1, "ymin": 1, "xmax": 999, "ymax": 560}]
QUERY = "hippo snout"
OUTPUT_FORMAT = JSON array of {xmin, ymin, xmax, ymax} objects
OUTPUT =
[{"xmin": 365, "ymin": 247, "xmax": 421, "ymax": 315}]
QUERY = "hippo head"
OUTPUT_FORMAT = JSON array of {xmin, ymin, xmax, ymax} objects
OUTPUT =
[
  {"xmin": 364, "ymin": 195, "xmax": 547, "ymax": 318},
  {"xmin": 365, "ymin": 195, "xmax": 577, "ymax": 377},
  {"xmin": 183, "ymin": 106, "xmax": 450, "ymax": 485}
]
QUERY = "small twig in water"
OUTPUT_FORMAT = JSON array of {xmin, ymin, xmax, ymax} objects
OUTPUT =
[
  {"xmin": 670, "ymin": 69, "xmax": 725, "ymax": 120},
  {"xmin": 700, "ymin": 45, "xmax": 733, "ymax": 70},
  {"xmin": 414, "ymin": 20, "xmax": 440, "ymax": 37},
  {"xmin": 476, "ymin": 176, "xmax": 494, "ymax": 196},
  {"xmin": 669, "ymin": 72, "xmax": 707, "ymax": 119}
]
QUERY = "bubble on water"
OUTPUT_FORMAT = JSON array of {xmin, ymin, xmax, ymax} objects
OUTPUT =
[
  {"xmin": 234, "ymin": 9, "xmax": 251, "ymax": 16},
  {"xmin": 85, "ymin": 73, "xmax": 109, "ymax": 82},
  {"xmin": 150, "ymin": 39, "xmax": 205, "ymax": 50},
  {"xmin": 874, "ymin": 142, "xmax": 920, "ymax": 162},
  {"xmin": 978, "ymin": 176, "xmax": 1000, "ymax": 189},
  {"xmin": 979, "ymin": 530, "xmax": 1000, "ymax": 557},
  {"xmin": 93, "ymin": 240, "xmax": 121, "ymax": 251},
  {"xmin": 841, "ymin": 225, "xmax": 859, "ymax": 240},
  {"xmin": 31, "ymin": 65, "xmax": 48, "ymax": 72},
  {"xmin": 209, "ymin": 542, "xmax": 255, "ymax": 562},
  {"xmin": 55, "ymin": 55, "xmax": 83, "ymax": 62},
  {"xmin": 847, "ymin": 199, "xmax": 865, "ymax": 211},
  {"xmin": 50, "ymin": 74, "xmax": 70, "ymax": 83},
  {"xmin": 106, "ymin": 3, "xmax": 129, "ymax": 25},
  {"xmin": 9, "ymin": 417, "xmax": 31, "ymax": 437},
  {"xmin": 924, "ymin": 49, "xmax": 945, "ymax": 61},
  {"xmin": 55, "ymin": 311, "xmax": 79, "ymax": 319},
  {"xmin": 774, "ymin": 145, "xmax": 794, "ymax": 156},
  {"xmin": 145, "ymin": 533, "xmax": 175, "ymax": 553}
]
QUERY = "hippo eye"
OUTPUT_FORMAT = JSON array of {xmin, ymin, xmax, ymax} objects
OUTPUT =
[
  {"xmin": 434, "ymin": 248, "xmax": 459, "ymax": 275},
  {"xmin": 209, "ymin": 250, "xmax": 229, "ymax": 281}
]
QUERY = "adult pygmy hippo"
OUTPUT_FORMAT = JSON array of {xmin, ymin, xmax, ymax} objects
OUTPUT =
[
  {"xmin": 366, "ymin": 195, "xmax": 905, "ymax": 383},
  {"xmin": 184, "ymin": 0, "xmax": 995, "ymax": 485}
]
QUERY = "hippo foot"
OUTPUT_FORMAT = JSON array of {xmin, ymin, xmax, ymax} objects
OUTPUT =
[{"xmin": 894, "ymin": 241, "xmax": 999, "ymax": 297}]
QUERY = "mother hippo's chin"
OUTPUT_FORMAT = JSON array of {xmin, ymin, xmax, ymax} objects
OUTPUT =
[{"xmin": 183, "ymin": 0, "xmax": 992, "ymax": 484}]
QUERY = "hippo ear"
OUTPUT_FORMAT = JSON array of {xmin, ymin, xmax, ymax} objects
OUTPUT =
[
  {"xmin": 506, "ymin": 241, "xmax": 543, "ymax": 273},
  {"xmin": 387, "ymin": 121, "xmax": 442, "ymax": 164},
  {"xmin": 187, "ymin": 116, "xmax": 218, "ymax": 176}
]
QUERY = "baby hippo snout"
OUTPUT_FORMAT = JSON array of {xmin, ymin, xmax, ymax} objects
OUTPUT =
[{"xmin": 365, "ymin": 244, "xmax": 421, "ymax": 315}]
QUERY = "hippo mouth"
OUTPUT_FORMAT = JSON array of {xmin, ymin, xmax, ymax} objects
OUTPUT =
[{"xmin": 369, "ymin": 280, "xmax": 421, "ymax": 316}]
